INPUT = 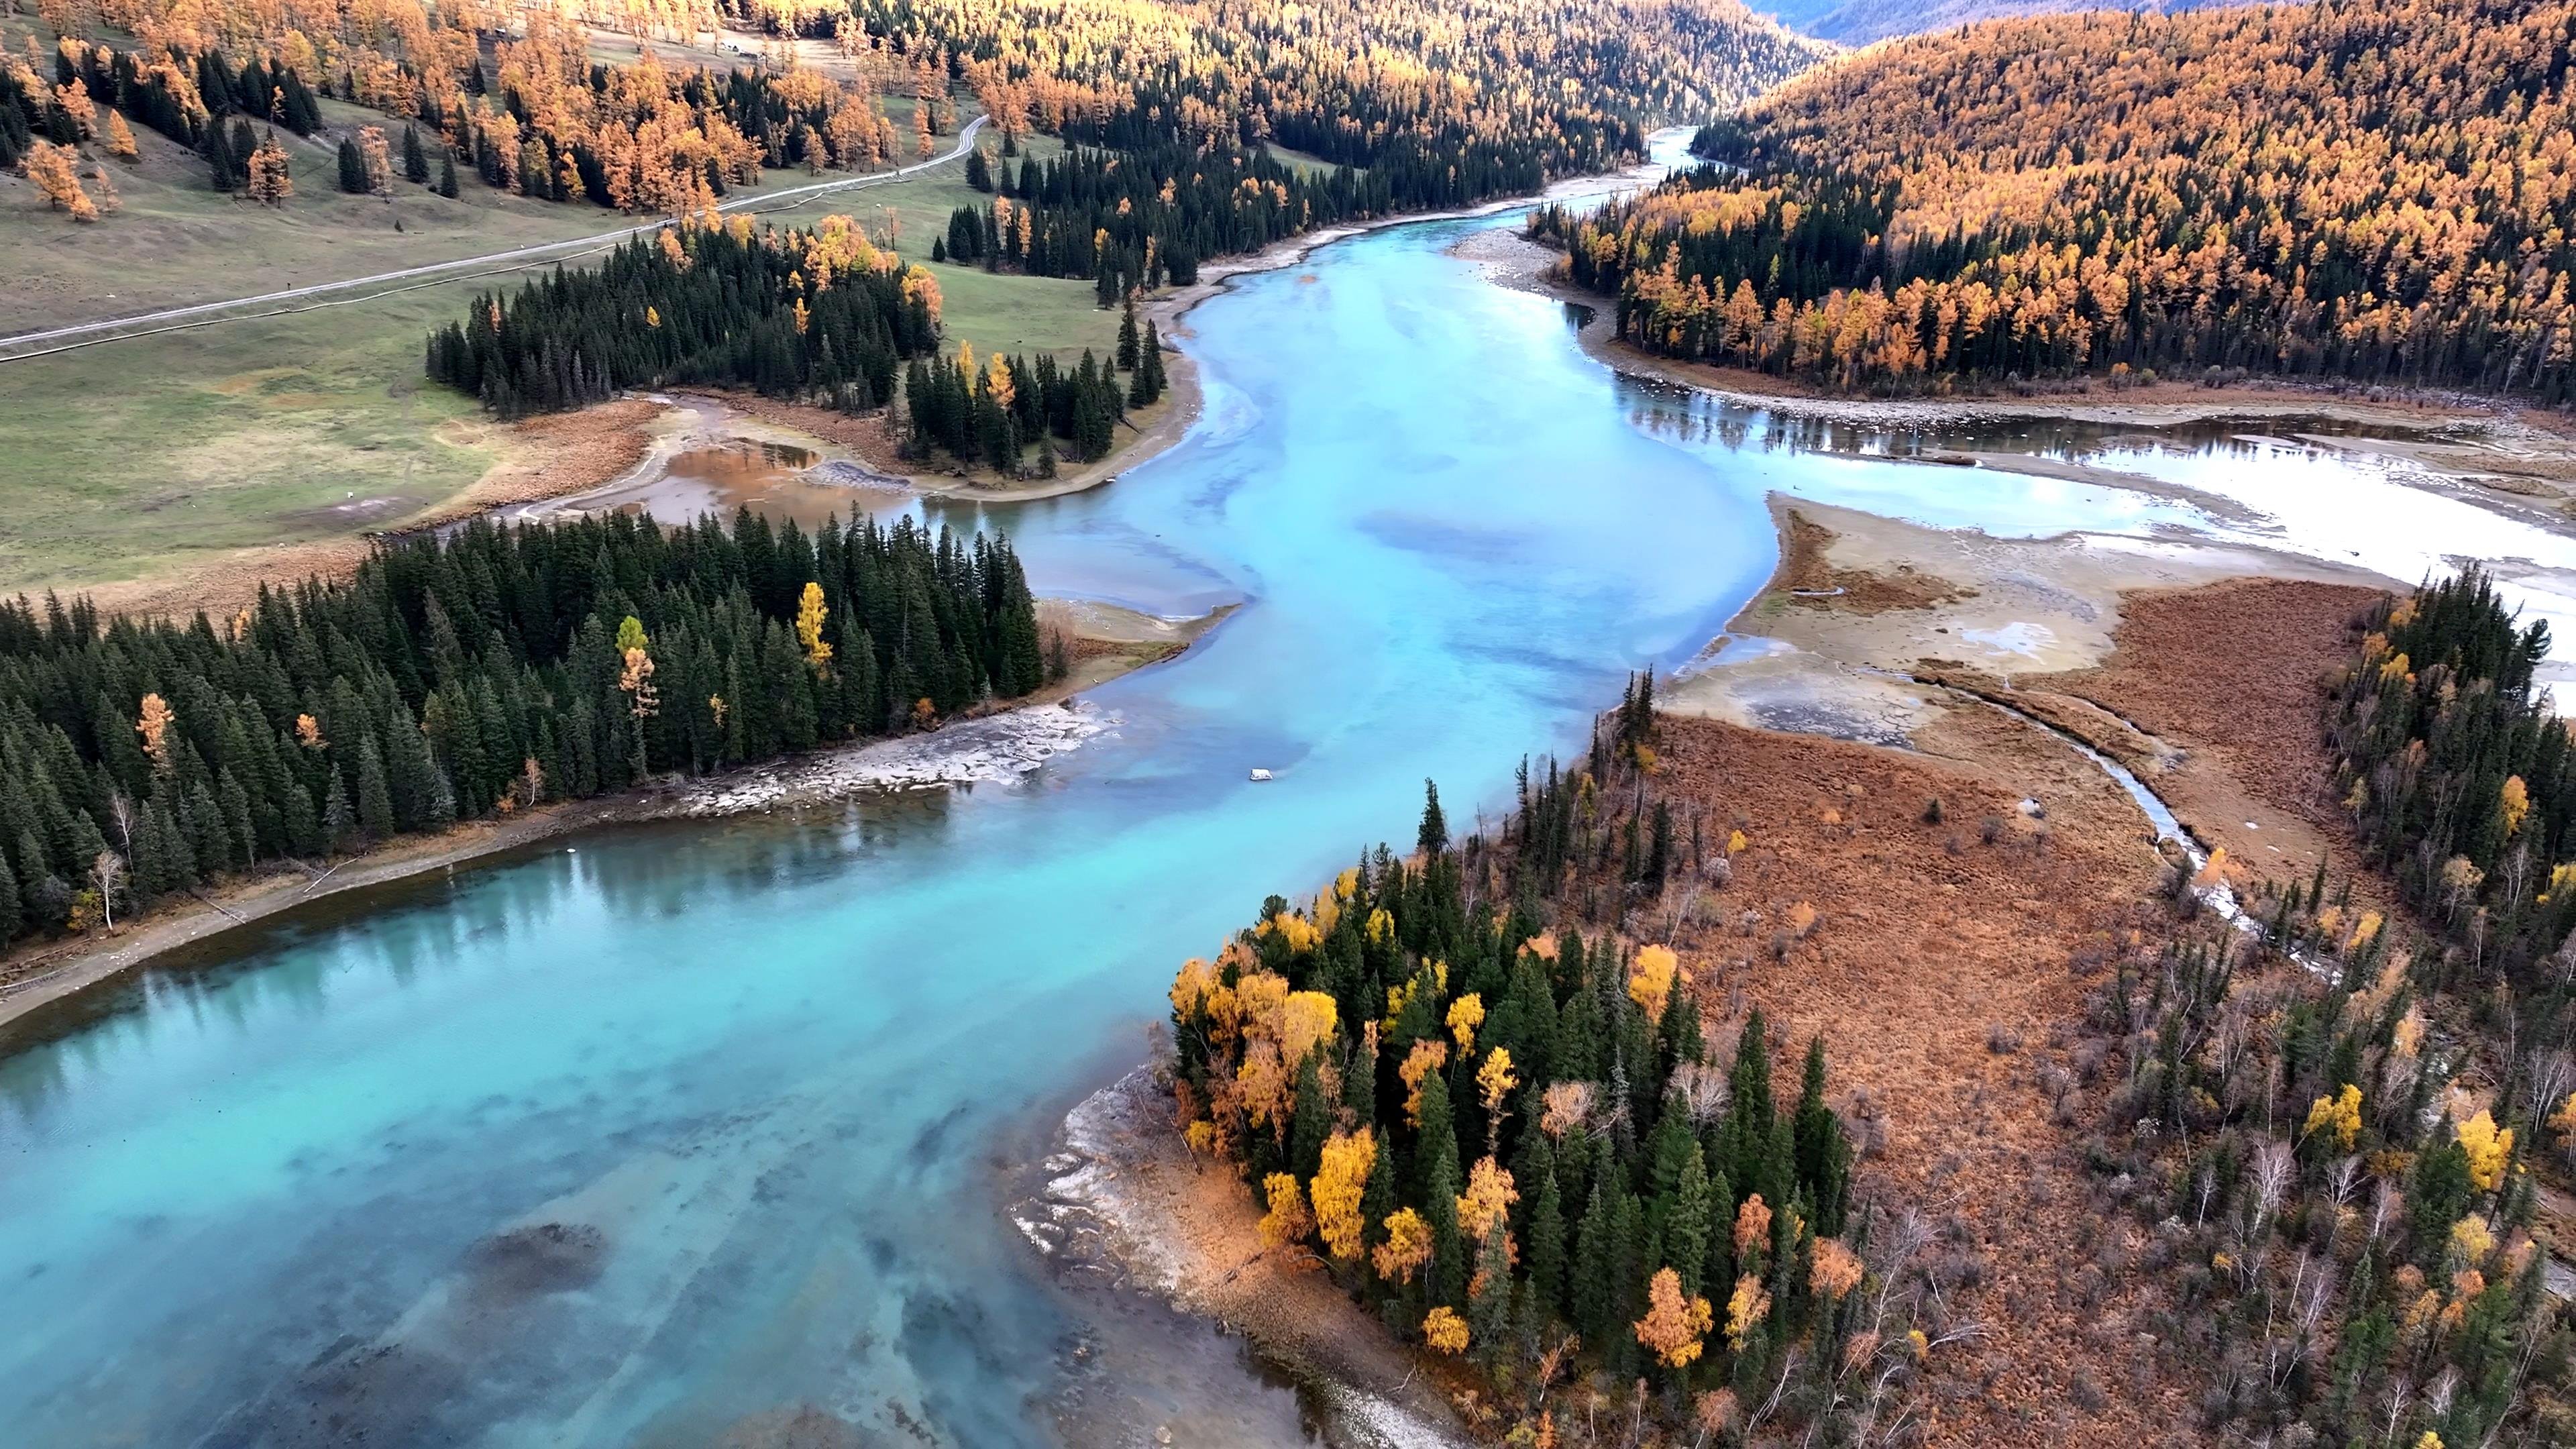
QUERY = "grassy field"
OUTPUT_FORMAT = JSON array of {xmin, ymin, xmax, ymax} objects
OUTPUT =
[
  {"xmin": 0, "ymin": 274, "xmax": 505, "ymax": 594},
  {"xmin": 0, "ymin": 120, "xmax": 1130, "ymax": 598},
  {"xmin": 0, "ymin": 82, "xmax": 639, "ymax": 332}
]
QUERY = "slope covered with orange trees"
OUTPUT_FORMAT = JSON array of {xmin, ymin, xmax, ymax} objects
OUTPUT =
[
  {"xmin": 1537, "ymin": 0, "xmax": 2576, "ymax": 402},
  {"xmin": 849, "ymin": 0, "xmax": 1829, "ymax": 211},
  {"xmin": 3, "ymin": 0, "xmax": 922, "ymax": 215}
]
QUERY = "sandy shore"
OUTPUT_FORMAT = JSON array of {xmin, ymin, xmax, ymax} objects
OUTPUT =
[
  {"xmin": 1664, "ymin": 496, "xmax": 2390, "ymax": 745},
  {"xmin": 1026, "ymin": 1065, "xmax": 1473, "ymax": 1449}
]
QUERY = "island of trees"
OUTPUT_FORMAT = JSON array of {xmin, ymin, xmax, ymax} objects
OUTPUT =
[{"xmin": 0, "ymin": 508, "xmax": 1053, "ymax": 952}]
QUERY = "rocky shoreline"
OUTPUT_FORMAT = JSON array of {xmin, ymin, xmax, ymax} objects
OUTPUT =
[{"xmin": 664, "ymin": 700, "xmax": 1119, "ymax": 813}]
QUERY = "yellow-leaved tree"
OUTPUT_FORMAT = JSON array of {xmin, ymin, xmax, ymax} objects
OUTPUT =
[
  {"xmin": 2455, "ymin": 1110, "xmax": 2513, "ymax": 1191},
  {"xmin": 1373, "ymin": 1207, "xmax": 1432, "ymax": 1284},
  {"xmin": 796, "ymin": 582, "xmax": 834, "ymax": 669},
  {"xmin": 1446, "ymin": 991, "xmax": 1484, "ymax": 1053},
  {"xmin": 1629, "ymin": 943, "xmax": 1679, "ymax": 1022},
  {"xmin": 1723, "ymin": 1273, "xmax": 1770, "ymax": 1351},
  {"xmin": 1421, "ymin": 1305, "xmax": 1468, "ymax": 1354},
  {"xmin": 1310, "ymin": 1128, "xmax": 1375, "ymax": 1261},
  {"xmin": 135, "ymin": 692, "xmax": 175, "ymax": 771},
  {"xmin": 1455, "ymin": 1156, "xmax": 1517, "ymax": 1249},
  {"xmin": 1256, "ymin": 1172, "xmax": 1312, "ymax": 1252},
  {"xmin": 1635, "ymin": 1267, "xmax": 1715, "ymax": 1368},
  {"xmin": 2303, "ymin": 1083, "xmax": 2363, "ymax": 1152}
]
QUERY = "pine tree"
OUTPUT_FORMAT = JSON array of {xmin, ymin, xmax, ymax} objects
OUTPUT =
[
  {"xmin": 0, "ymin": 848, "xmax": 21, "ymax": 947},
  {"xmin": 1527, "ymin": 1153, "xmax": 1566, "ymax": 1316},
  {"xmin": 1792, "ymin": 1035, "xmax": 1852, "ymax": 1235},
  {"xmin": 355, "ymin": 739, "xmax": 395, "ymax": 841}
]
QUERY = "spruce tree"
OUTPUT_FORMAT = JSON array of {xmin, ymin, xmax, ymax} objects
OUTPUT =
[
  {"xmin": 1526, "ymin": 1154, "xmax": 1566, "ymax": 1316},
  {"xmin": 356, "ymin": 739, "xmax": 394, "ymax": 841},
  {"xmin": 401, "ymin": 123, "xmax": 428, "ymax": 183},
  {"xmin": 1725, "ymin": 1010, "xmax": 1776, "ymax": 1193},
  {"xmin": 205, "ymin": 122, "xmax": 235, "ymax": 191},
  {"xmin": 1116, "ymin": 299, "xmax": 1140, "ymax": 370},
  {"xmin": 437, "ymin": 152, "xmax": 459, "ymax": 199},
  {"xmin": 1417, "ymin": 778, "xmax": 1448, "ymax": 857},
  {"xmin": 1792, "ymin": 1035, "xmax": 1853, "ymax": 1235},
  {"xmin": 336, "ymin": 136, "xmax": 368, "ymax": 194},
  {"xmin": 0, "ymin": 849, "xmax": 21, "ymax": 946},
  {"xmin": 1571, "ymin": 1173, "xmax": 1615, "ymax": 1346},
  {"xmin": 1290, "ymin": 1053, "xmax": 1331, "ymax": 1181}
]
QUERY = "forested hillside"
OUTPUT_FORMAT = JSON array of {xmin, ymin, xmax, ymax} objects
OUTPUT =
[
  {"xmin": 4, "ymin": 0, "xmax": 936, "ymax": 222},
  {"xmin": 1539, "ymin": 0, "xmax": 2576, "ymax": 400},
  {"xmin": 854, "ymin": 0, "xmax": 1827, "ymax": 203},
  {"xmin": 0, "ymin": 510, "xmax": 1051, "ymax": 951}
]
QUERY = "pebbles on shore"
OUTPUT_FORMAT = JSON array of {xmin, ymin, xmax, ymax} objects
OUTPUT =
[{"xmin": 664, "ymin": 701, "xmax": 1118, "ymax": 816}]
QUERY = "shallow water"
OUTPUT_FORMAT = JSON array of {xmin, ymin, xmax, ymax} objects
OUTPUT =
[{"xmin": 7, "ymin": 201, "xmax": 2576, "ymax": 1446}]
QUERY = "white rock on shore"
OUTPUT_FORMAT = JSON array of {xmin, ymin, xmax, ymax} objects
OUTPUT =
[{"xmin": 664, "ymin": 700, "xmax": 1117, "ymax": 815}]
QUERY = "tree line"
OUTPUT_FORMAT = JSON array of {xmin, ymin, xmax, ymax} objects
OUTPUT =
[
  {"xmin": 1536, "ymin": 0, "xmax": 2576, "ymax": 402},
  {"xmin": 9, "ymin": 1, "xmax": 930, "ymax": 221},
  {"xmin": 0, "ymin": 506, "xmax": 1053, "ymax": 953}
]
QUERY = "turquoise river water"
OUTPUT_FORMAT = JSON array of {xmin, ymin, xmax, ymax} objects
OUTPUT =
[{"xmin": 8, "ymin": 186, "xmax": 2576, "ymax": 1447}]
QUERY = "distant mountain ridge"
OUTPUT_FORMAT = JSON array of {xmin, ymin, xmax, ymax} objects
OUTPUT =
[{"xmin": 1764, "ymin": 0, "xmax": 2246, "ymax": 46}]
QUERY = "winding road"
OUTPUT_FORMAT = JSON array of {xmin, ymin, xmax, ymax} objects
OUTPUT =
[{"xmin": 0, "ymin": 115, "xmax": 987, "ymax": 363}]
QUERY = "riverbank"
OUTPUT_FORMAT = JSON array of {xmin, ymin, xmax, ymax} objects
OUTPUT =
[
  {"xmin": 1029, "ymin": 1066, "xmax": 1474, "ymax": 1448},
  {"xmin": 1449, "ymin": 227, "xmax": 2576, "ymax": 525},
  {"xmin": 1043, "ymin": 502, "xmax": 2412, "ymax": 1442},
  {"xmin": 0, "ymin": 600, "xmax": 1228, "ymax": 1034}
]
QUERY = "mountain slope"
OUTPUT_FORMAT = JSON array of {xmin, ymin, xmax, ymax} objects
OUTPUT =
[{"xmin": 1542, "ymin": 0, "xmax": 2576, "ymax": 400}]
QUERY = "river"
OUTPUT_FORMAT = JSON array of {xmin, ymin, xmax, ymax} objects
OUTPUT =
[{"xmin": 8, "ymin": 176, "xmax": 2576, "ymax": 1446}]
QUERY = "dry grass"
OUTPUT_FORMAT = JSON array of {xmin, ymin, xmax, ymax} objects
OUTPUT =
[
  {"xmin": 2050, "ymin": 577, "xmax": 2390, "ymax": 898},
  {"xmin": 1648, "ymin": 704, "xmax": 2201, "ymax": 1444},
  {"xmin": 78, "ymin": 400, "xmax": 659, "ymax": 620}
]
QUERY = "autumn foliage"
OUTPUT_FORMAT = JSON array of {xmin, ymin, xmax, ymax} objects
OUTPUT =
[
  {"xmin": 1166, "ymin": 747, "xmax": 1891, "ymax": 1440},
  {"xmin": 1542, "ymin": 0, "xmax": 2576, "ymax": 401}
]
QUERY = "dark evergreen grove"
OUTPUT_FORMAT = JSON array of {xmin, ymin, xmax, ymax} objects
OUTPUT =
[
  {"xmin": 1169, "ymin": 751, "xmax": 1876, "ymax": 1427},
  {"xmin": 944, "ymin": 140, "xmax": 1415, "ymax": 294},
  {"xmin": 901, "ymin": 346, "xmax": 1129, "ymax": 470},
  {"xmin": 0, "ymin": 508, "xmax": 1052, "ymax": 950},
  {"xmin": 423, "ymin": 221, "xmax": 935, "ymax": 419},
  {"xmin": 2328, "ymin": 569, "xmax": 2576, "ymax": 1018}
]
